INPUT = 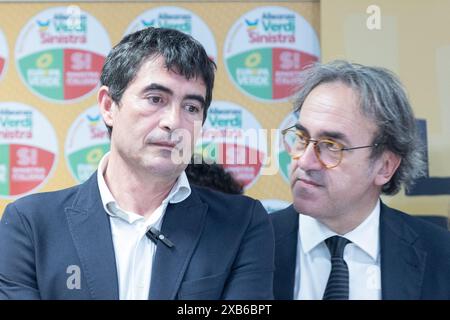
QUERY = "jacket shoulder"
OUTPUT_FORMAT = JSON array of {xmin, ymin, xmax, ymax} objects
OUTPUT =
[
  {"xmin": 384, "ymin": 205, "xmax": 450, "ymax": 254},
  {"xmin": 2, "ymin": 182, "xmax": 87, "ymax": 229},
  {"xmin": 9, "ymin": 184, "xmax": 80, "ymax": 212},
  {"xmin": 192, "ymin": 185, "xmax": 265, "ymax": 215}
]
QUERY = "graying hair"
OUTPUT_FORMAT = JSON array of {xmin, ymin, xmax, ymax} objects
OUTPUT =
[{"xmin": 293, "ymin": 60, "xmax": 426, "ymax": 195}]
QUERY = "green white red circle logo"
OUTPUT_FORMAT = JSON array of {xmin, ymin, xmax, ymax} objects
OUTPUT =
[
  {"xmin": 0, "ymin": 102, "xmax": 58, "ymax": 198},
  {"xmin": 0, "ymin": 28, "xmax": 8, "ymax": 81},
  {"xmin": 15, "ymin": 6, "xmax": 110, "ymax": 102},
  {"xmin": 261, "ymin": 199, "xmax": 290, "ymax": 214},
  {"xmin": 65, "ymin": 105, "xmax": 110, "ymax": 183},
  {"xmin": 125, "ymin": 6, "xmax": 217, "ymax": 62},
  {"xmin": 278, "ymin": 112, "xmax": 298, "ymax": 183},
  {"xmin": 197, "ymin": 101, "xmax": 266, "ymax": 190},
  {"xmin": 224, "ymin": 6, "xmax": 320, "ymax": 101}
]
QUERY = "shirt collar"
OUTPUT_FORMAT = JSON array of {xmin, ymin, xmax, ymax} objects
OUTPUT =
[
  {"xmin": 97, "ymin": 152, "xmax": 191, "ymax": 223},
  {"xmin": 299, "ymin": 200, "xmax": 380, "ymax": 261}
]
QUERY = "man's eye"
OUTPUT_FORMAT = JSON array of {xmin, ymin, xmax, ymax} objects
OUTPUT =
[
  {"xmin": 322, "ymin": 141, "xmax": 341, "ymax": 151},
  {"xmin": 186, "ymin": 104, "xmax": 201, "ymax": 113},
  {"xmin": 296, "ymin": 131, "xmax": 309, "ymax": 143},
  {"xmin": 148, "ymin": 96, "xmax": 163, "ymax": 104}
]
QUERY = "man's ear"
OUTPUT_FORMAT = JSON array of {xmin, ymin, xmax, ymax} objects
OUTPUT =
[
  {"xmin": 98, "ymin": 86, "xmax": 115, "ymax": 128},
  {"xmin": 374, "ymin": 150, "xmax": 401, "ymax": 187}
]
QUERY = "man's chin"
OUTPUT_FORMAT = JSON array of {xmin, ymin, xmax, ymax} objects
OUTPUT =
[
  {"xmin": 292, "ymin": 195, "xmax": 322, "ymax": 216},
  {"xmin": 140, "ymin": 159, "xmax": 184, "ymax": 176}
]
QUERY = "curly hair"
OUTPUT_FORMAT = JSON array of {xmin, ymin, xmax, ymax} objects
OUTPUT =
[{"xmin": 185, "ymin": 158, "xmax": 243, "ymax": 195}]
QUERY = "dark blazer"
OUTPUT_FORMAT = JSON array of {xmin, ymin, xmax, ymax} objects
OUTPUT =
[
  {"xmin": 271, "ymin": 203, "xmax": 450, "ymax": 300},
  {"xmin": 0, "ymin": 173, "xmax": 274, "ymax": 300}
]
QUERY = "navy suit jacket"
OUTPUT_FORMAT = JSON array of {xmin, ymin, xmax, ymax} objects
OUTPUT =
[
  {"xmin": 271, "ymin": 203, "xmax": 450, "ymax": 300},
  {"xmin": 0, "ymin": 173, "xmax": 274, "ymax": 300}
]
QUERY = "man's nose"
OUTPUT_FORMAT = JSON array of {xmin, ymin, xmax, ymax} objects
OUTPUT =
[
  {"xmin": 296, "ymin": 142, "xmax": 323, "ymax": 171},
  {"xmin": 159, "ymin": 104, "xmax": 181, "ymax": 131}
]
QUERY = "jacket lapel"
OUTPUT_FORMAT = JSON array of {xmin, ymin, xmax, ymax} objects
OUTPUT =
[
  {"xmin": 380, "ymin": 203, "xmax": 426, "ymax": 300},
  {"xmin": 65, "ymin": 174, "xmax": 119, "ymax": 300},
  {"xmin": 149, "ymin": 189, "xmax": 208, "ymax": 299},
  {"xmin": 273, "ymin": 205, "xmax": 299, "ymax": 300}
]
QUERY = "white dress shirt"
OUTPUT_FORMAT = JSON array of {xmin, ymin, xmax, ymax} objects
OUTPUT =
[
  {"xmin": 97, "ymin": 152, "xmax": 191, "ymax": 300},
  {"xmin": 294, "ymin": 201, "xmax": 382, "ymax": 300}
]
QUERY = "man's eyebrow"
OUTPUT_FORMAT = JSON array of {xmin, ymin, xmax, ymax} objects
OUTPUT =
[
  {"xmin": 319, "ymin": 130, "xmax": 350, "ymax": 144},
  {"xmin": 295, "ymin": 123, "xmax": 309, "ymax": 135},
  {"xmin": 296, "ymin": 123, "xmax": 351, "ymax": 145},
  {"xmin": 141, "ymin": 83, "xmax": 173, "ymax": 96}
]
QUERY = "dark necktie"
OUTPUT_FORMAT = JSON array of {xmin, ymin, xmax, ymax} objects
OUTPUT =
[{"xmin": 322, "ymin": 235, "xmax": 351, "ymax": 300}]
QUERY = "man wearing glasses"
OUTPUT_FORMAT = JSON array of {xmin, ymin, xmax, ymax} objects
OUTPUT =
[{"xmin": 271, "ymin": 60, "xmax": 450, "ymax": 300}]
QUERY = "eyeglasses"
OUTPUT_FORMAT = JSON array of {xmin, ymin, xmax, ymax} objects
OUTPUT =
[{"xmin": 281, "ymin": 125, "xmax": 379, "ymax": 169}]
